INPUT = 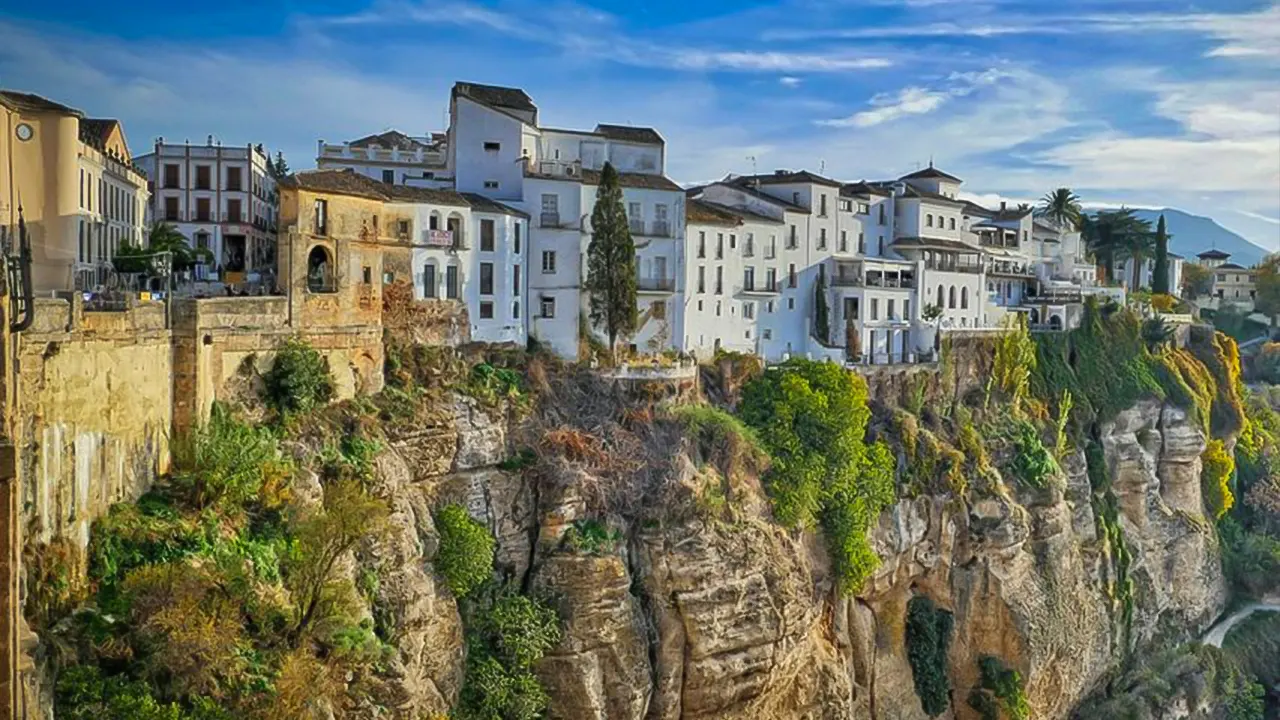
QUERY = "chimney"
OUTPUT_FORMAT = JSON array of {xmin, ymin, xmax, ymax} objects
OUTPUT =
[
  {"xmin": 207, "ymin": 135, "xmax": 214, "ymax": 146},
  {"xmin": 1000, "ymin": 201, "xmax": 1007, "ymax": 211}
]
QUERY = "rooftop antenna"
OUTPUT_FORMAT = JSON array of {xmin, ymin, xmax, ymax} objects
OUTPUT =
[
  {"xmin": 819, "ymin": 159, "xmax": 825, "ymax": 175},
  {"xmin": 747, "ymin": 155, "xmax": 757, "ymax": 176}
]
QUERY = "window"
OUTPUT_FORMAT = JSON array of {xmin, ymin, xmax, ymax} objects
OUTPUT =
[
  {"xmin": 767, "ymin": 235, "xmax": 777, "ymax": 259},
  {"xmin": 513, "ymin": 265, "xmax": 521, "ymax": 296},
  {"xmin": 744, "ymin": 267, "xmax": 755, "ymax": 290},
  {"xmin": 362, "ymin": 266, "xmax": 372, "ymax": 284},
  {"xmin": 540, "ymin": 194, "xmax": 559, "ymax": 224},
  {"xmin": 697, "ymin": 266, "xmax": 706, "ymax": 293},
  {"xmin": 651, "ymin": 301, "xmax": 666, "ymax": 320},
  {"xmin": 888, "ymin": 299, "xmax": 896, "ymax": 320},
  {"xmin": 715, "ymin": 267, "xmax": 724, "ymax": 294},
  {"xmin": 382, "ymin": 169, "xmax": 394, "ymax": 184},
  {"xmin": 858, "ymin": 232, "xmax": 866, "ymax": 254},
  {"xmin": 483, "ymin": 141, "xmax": 501, "ymax": 152},
  {"xmin": 628, "ymin": 201, "xmax": 642, "ymax": 229},
  {"xmin": 164, "ymin": 196, "xmax": 180, "ymax": 222},
  {"xmin": 788, "ymin": 264, "xmax": 797, "ymax": 288},
  {"xmin": 1217, "ymin": 273, "xmax": 1226, "ymax": 282},
  {"xmin": 961, "ymin": 287, "xmax": 968, "ymax": 309},
  {"xmin": 716, "ymin": 301, "xmax": 722, "ymax": 317},
  {"xmin": 744, "ymin": 302, "xmax": 755, "ymax": 319},
  {"xmin": 483, "ymin": 180, "xmax": 499, "ymax": 189},
  {"xmin": 926, "ymin": 214, "xmax": 934, "ymax": 227},
  {"xmin": 698, "ymin": 232, "xmax": 706, "ymax": 258},
  {"xmin": 480, "ymin": 219, "xmax": 495, "ymax": 251},
  {"xmin": 745, "ymin": 233, "xmax": 754, "ymax": 257},
  {"xmin": 698, "ymin": 300, "xmax": 703, "ymax": 311},
  {"xmin": 788, "ymin": 225, "xmax": 798, "ymax": 249},
  {"xmin": 878, "ymin": 236, "xmax": 884, "ymax": 255},
  {"xmin": 729, "ymin": 234, "xmax": 736, "ymax": 250},
  {"xmin": 763, "ymin": 329, "xmax": 772, "ymax": 340},
  {"xmin": 227, "ymin": 167, "xmax": 243, "ymax": 191},
  {"xmin": 227, "ymin": 198, "xmax": 242, "ymax": 222},
  {"xmin": 859, "ymin": 202, "xmax": 870, "ymax": 214},
  {"xmin": 446, "ymin": 265, "xmax": 460, "ymax": 299},
  {"xmin": 788, "ymin": 298, "xmax": 795, "ymax": 310},
  {"xmin": 766, "ymin": 268, "xmax": 777, "ymax": 291},
  {"xmin": 383, "ymin": 271, "xmax": 395, "ymax": 284},
  {"xmin": 513, "ymin": 301, "xmax": 520, "ymax": 318},
  {"xmin": 871, "ymin": 299, "xmax": 879, "ymax": 320},
  {"xmin": 792, "ymin": 192, "xmax": 800, "ymax": 205},
  {"xmin": 879, "ymin": 205, "xmax": 886, "ymax": 224},
  {"xmin": 841, "ymin": 199, "xmax": 852, "ymax": 212},
  {"xmin": 423, "ymin": 264, "xmax": 437, "ymax": 298},
  {"xmin": 716, "ymin": 234, "xmax": 724, "ymax": 260},
  {"xmin": 818, "ymin": 228, "xmax": 827, "ymax": 250},
  {"xmin": 949, "ymin": 286, "xmax": 956, "ymax": 309},
  {"xmin": 480, "ymin": 262, "xmax": 494, "ymax": 295},
  {"xmin": 514, "ymin": 223, "xmax": 522, "ymax": 254},
  {"xmin": 767, "ymin": 300, "xmax": 775, "ymax": 313},
  {"xmin": 949, "ymin": 217, "xmax": 956, "ymax": 230},
  {"xmin": 195, "ymin": 165, "xmax": 211, "ymax": 190},
  {"xmin": 480, "ymin": 301, "xmax": 494, "ymax": 319},
  {"xmin": 314, "ymin": 199, "xmax": 328, "ymax": 236},
  {"xmin": 540, "ymin": 296, "xmax": 555, "ymax": 318},
  {"xmin": 541, "ymin": 251, "xmax": 556, "ymax": 274},
  {"xmin": 196, "ymin": 198, "xmax": 211, "ymax": 222},
  {"xmin": 820, "ymin": 194, "xmax": 828, "ymax": 216},
  {"xmin": 904, "ymin": 300, "xmax": 911, "ymax": 320},
  {"xmin": 840, "ymin": 230, "xmax": 848, "ymax": 253},
  {"xmin": 937, "ymin": 286, "xmax": 944, "ymax": 307},
  {"xmin": 429, "ymin": 213, "xmax": 440, "ymax": 230},
  {"xmin": 398, "ymin": 219, "xmax": 410, "ymax": 237}
]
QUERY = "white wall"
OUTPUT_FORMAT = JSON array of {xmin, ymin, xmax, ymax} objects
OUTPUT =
[
  {"xmin": 452, "ymin": 97, "xmax": 526, "ymax": 201},
  {"xmin": 607, "ymin": 142, "xmax": 662, "ymax": 174}
]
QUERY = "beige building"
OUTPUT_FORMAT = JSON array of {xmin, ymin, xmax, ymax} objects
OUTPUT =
[
  {"xmin": 1211, "ymin": 262, "xmax": 1257, "ymax": 308},
  {"xmin": 1, "ymin": 91, "xmax": 148, "ymax": 293}
]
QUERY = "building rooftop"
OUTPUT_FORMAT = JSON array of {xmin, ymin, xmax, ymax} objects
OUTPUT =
[
  {"xmin": 1197, "ymin": 248, "xmax": 1231, "ymax": 259},
  {"xmin": 452, "ymin": 81, "xmax": 536, "ymax": 112},
  {"xmin": 0, "ymin": 90, "xmax": 82, "ymax": 116},
  {"xmin": 840, "ymin": 181, "xmax": 891, "ymax": 198},
  {"xmin": 594, "ymin": 124, "xmax": 664, "ymax": 145},
  {"xmin": 869, "ymin": 182, "xmax": 967, "ymax": 207},
  {"xmin": 78, "ymin": 118, "xmax": 117, "ymax": 147},
  {"xmin": 1217, "ymin": 263, "xmax": 1252, "ymax": 271},
  {"xmin": 717, "ymin": 181, "xmax": 811, "ymax": 214},
  {"xmin": 891, "ymin": 236, "xmax": 982, "ymax": 253},
  {"xmin": 348, "ymin": 130, "xmax": 432, "ymax": 151},
  {"xmin": 900, "ymin": 164, "xmax": 962, "ymax": 183},
  {"xmin": 686, "ymin": 198, "xmax": 742, "ymax": 227},
  {"xmin": 729, "ymin": 169, "xmax": 842, "ymax": 189},
  {"xmin": 282, "ymin": 169, "xmax": 468, "ymax": 207},
  {"xmin": 459, "ymin": 192, "xmax": 530, "ymax": 218},
  {"xmin": 960, "ymin": 200, "xmax": 995, "ymax": 217}
]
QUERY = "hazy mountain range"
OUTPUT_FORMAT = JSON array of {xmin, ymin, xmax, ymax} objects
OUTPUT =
[{"xmin": 1132, "ymin": 209, "xmax": 1272, "ymax": 267}]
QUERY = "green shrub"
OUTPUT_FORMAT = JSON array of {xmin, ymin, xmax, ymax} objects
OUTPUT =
[
  {"xmin": 55, "ymin": 664, "xmax": 228, "ymax": 720},
  {"xmin": 173, "ymin": 403, "xmax": 290, "ymax": 509},
  {"xmin": 905, "ymin": 596, "xmax": 954, "ymax": 716},
  {"xmin": 1008, "ymin": 421, "xmax": 1058, "ymax": 489},
  {"xmin": 88, "ymin": 497, "xmax": 211, "ymax": 604},
  {"xmin": 462, "ymin": 362, "xmax": 526, "ymax": 407},
  {"xmin": 1202, "ymin": 439, "xmax": 1236, "ymax": 520},
  {"xmin": 497, "ymin": 448, "xmax": 538, "ymax": 472},
  {"xmin": 969, "ymin": 656, "xmax": 1030, "ymax": 720},
  {"xmin": 263, "ymin": 337, "xmax": 334, "ymax": 416},
  {"xmin": 321, "ymin": 431, "xmax": 381, "ymax": 482},
  {"xmin": 1223, "ymin": 611, "xmax": 1280, "ymax": 694},
  {"xmin": 669, "ymin": 403, "xmax": 770, "ymax": 480},
  {"xmin": 739, "ymin": 359, "xmax": 895, "ymax": 593},
  {"xmin": 434, "ymin": 504, "xmax": 495, "ymax": 598},
  {"xmin": 1220, "ymin": 518, "xmax": 1280, "ymax": 598},
  {"xmin": 456, "ymin": 590, "xmax": 562, "ymax": 720},
  {"xmin": 562, "ymin": 519, "xmax": 622, "ymax": 555}
]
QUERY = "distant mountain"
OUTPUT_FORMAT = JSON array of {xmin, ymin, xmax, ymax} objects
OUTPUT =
[{"xmin": 1131, "ymin": 209, "xmax": 1270, "ymax": 267}]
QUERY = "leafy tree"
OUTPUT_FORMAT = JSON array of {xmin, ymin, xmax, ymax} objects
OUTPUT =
[
  {"xmin": 1182, "ymin": 262, "xmax": 1213, "ymax": 299},
  {"xmin": 113, "ymin": 242, "xmax": 153, "ymax": 274},
  {"xmin": 1202, "ymin": 438, "xmax": 1236, "ymax": 519},
  {"xmin": 173, "ymin": 403, "xmax": 290, "ymax": 509},
  {"xmin": 263, "ymin": 338, "xmax": 335, "ymax": 416},
  {"xmin": 433, "ymin": 504, "xmax": 495, "ymax": 597},
  {"xmin": 1151, "ymin": 214, "xmax": 1170, "ymax": 295},
  {"xmin": 456, "ymin": 590, "xmax": 562, "ymax": 720},
  {"xmin": 814, "ymin": 273, "xmax": 830, "ymax": 343},
  {"xmin": 1037, "ymin": 187, "xmax": 1082, "ymax": 229},
  {"xmin": 1083, "ymin": 208, "xmax": 1150, "ymax": 286},
  {"xmin": 149, "ymin": 222, "xmax": 210, "ymax": 272},
  {"xmin": 584, "ymin": 162, "xmax": 638, "ymax": 356},
  {"xmin": 1254, "ymin": 253, "xmax": 1280, "ymax": 329},
  {"xmin": 905, "ymin": 596, "xmax": 953, "ymax": 716}
]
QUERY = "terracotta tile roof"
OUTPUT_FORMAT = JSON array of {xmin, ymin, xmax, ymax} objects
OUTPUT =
[
  {"xmin": 594, "ymin": 124, "xmax": 664, "ymax": 145},
  {"xmin": 891, "ymin": 236, "xmax": 982, "ymax": 253},
  {"xmin": 460, "ymin": 192, "xmax": 530, "ymax": 218},
  {"xmin": 579, "ymin": 168, "xmax": 683, "ymax": 191},
  {"xmin": 1197, "ymin": 249, "xmax": 1231, "ymax": 259},
  {"xmin": 899, "ymin": 165, "xmax": 962, "ymax": 183},
  {"xmin": 349, "ymin": 130, "xmax": 429, "ymax": 151},
  {"xmin": 686, "ymin": 198, "xmax": 743, "ymax": 227},
  {"xmin": 730, "ymin": 170, "xmax": 842, "ymax": 188},
  {"xmin": 452, "ymin": 81, "xmax": 536, "ymax": 112},
  {"xmin": 78, "ymin": 118, "xmax": 117, "ymax": 147},
  {"xmin": 283, "ymin": 169, "xmax": 467, "ymax": 207},
  {"xmin": 0, "ymin": 90, "xmax": 82, "ymax": 116},
  {"xmin": 384, "ymin": 183, "xmax": 471, "ymax": 207}
]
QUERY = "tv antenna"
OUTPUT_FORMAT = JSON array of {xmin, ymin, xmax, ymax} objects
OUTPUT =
[{"xmin": 747, "ymin": 155, "xmax": 757, "ymax": 175}]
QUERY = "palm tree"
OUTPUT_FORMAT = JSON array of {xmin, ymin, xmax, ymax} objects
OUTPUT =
[
  {"xmin": 147, "ymin": 222, "xmax": 210, "ymax": 272},
  {"xmin": 1110, "ymin": 210, "xmax": 1155, "ymax": 290},
  {"xmin": 1083, "ymin": 208, "xmax": 1150, "ymax": 286},
  {"xmin": 1037, "ymin": 188, "xmax": 1083, "ymax": 230}
]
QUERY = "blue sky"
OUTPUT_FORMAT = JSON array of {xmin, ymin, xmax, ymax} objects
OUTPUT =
[{"xmin": 2, "ymin": 0, "xmax": 1278, "ymax": 249}]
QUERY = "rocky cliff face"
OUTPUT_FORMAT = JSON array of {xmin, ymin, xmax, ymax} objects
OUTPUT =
[{"xmin": 347, "ymin": 389, "xmax": 1226, "ymax": 720}]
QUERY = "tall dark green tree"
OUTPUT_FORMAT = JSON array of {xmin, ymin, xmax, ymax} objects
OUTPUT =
[
  {"xmin": 269, "ymin": 151, "xmax": 290, "ymax": 180},
  {"xmin": 1151, "ymin": 214, "xmax": 1170, "ymax": 295},
  {"xmin": 584, "ymin": 162, "xmax": 638, "ymax": 356},
  {"xmin": 814, "ymin": 273, "xmax": 830, "ymax": 343}
]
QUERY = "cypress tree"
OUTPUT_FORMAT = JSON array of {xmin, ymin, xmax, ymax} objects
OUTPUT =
[
  {"xmin": 1152, "ymin": 214, "xmax": 1170, "ymax": 295},
  {"xmin": 814, "ymin": 273, "xmax": 830, "ymax": 343},
  {"xmin": 585, "ymin": 162, "xmax": 638, "ymax": 357}
]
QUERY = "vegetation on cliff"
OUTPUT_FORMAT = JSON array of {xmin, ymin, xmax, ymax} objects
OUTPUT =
[{"xmin": 905, "ymin": 595, "xmax": 954, "ymax": 717}]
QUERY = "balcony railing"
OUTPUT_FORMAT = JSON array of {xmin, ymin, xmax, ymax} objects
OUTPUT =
[
  {"xmin": 925, "ymin": 260, "xmax": 983, "ymax": 275},
  {"xmin": 629, "ymin": 218, "xmax": 645, "ymax": 234},
  {"xmin": 832, "ymin": 273, "xmax": 916, "ymax": 289},
  {"xmin": 540, "ymin": 212, "xmax": 562, "ymax": 229},
  {"xmin": 628, "ymin": 220, "xmax": 673, "ymax": 238},
  {"xmin": 737, "ymin": 282, "xmax": 779, "ymax": 295},
  {"xmin": 637, "ymin": 276, "xmax": 675, "ymax": 293},
  {"xmin": 652, "ymin": 220, "xmax": 671, "ymax": 238},
  {"xmin": 319, "ymin": 143, "xmax": 446, "ymax": 166}
]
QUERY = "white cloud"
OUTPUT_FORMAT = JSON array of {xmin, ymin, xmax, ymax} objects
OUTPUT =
[
  {"xmin": 664, "ymin": 50, "xmax": 891, "ymax": 72},
  {"xmin": 779, "ymin": 76, "xmax": 803, "ymax": 87},
  {"xmin": 1237, "ymin": 210, "xmax": 1280, "ymax": 226},
  {"xmin": 817, "ymin": 67, "xmax": 1011, "ymax": 128}
]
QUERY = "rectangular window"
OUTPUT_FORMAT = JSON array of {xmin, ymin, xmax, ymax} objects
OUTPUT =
[
  {"xmin": 766, "ymin": 268, "xmax": 777, "ymax": 291},
  {"xmin": 888, "ymin": 299, "xmax": 896, "ymax": 320},
  {"xmin": 398, "ymin": 219, "xmax": 410, "ymax": 237},
  {"xmin": 423, "ymin": 264, "xmax": 437, "ymax": 298},
  {"xmin": 697, "ymin": 266, "xmax": 706, "ymax": 293},
  {"xmin": 479, "ymin": 301, "xmax": 494, "ymax": 319},
  {"xmin": 196, "ymin": 198, "xmax": 211, "ymax": 222},
  {"xmin": 483, "ymin": 141, "xmax": 501, "ymax": 152},
  {"xmin": 859, "ymin": 232, "xmax": 866, "ymax": 254},
  {"xmin": 480, "ymin": 219, "xmax": 495, "ymax": 251},
  {"xmin": 540, "ymin": 296, "xmax": 555, "ymax": 318},
  {"xmin": 763, "ymin": 329, "xmax": 772, "ymax": 340},
  {"xmin": 744, "ymin": 302, "xmax": 755, "ymax": 319},
  {"xmin": 788, "ymin": 264, "xmax": 797, "ymax": 288},
  {"xmin": 744, "ymin": 267, "xmax": 755, "ymax": 290},
  {"xmin": 514, "ymin": 223, "xmax": 522, "ymax": 254},
  {"xmin": 227, "ymin": 167, "xmax": 243, "ymax": 191},
  {"xmin": 840, "ymin": 230, "xmax": 847, "ymax": 253},
  {"xmin": 904, "ymin": 300, "xmax": 911, "ymax": 320},
  {"xmin": 314, "ymin": 199, "xmax": 328, "ymax": 236},
  {"xmin": 484, "ymin": 180, "xmax": 499, "ymax": 189},
  {"xmin": 362, "ymin": 266, "xmax": 372, "ymax": 284},
  {"xmin": 164, "ymin": 196, "xmax": 180, "ymax": 222},
  {"xmin": 879, "ymin": 205, "xmax": 886, "ymax": 224},
  {"xmin": 480, "ymin": 262, "xmax": 494, "ymax": 295},
  {"xmin": 859, "ymin": 202, "xmax": 870, "ymax": 214},
  {"xmin": 745, "ymin": 233, "xmax": 754, "ymax": 257},
  {"xmin": 818, "ymin": 228, "xmax": 827, "ymax": 250},
  {"xmin": 716, "ymin": 234, "xmax": 724, "ymax": 260},
  {"xmin": 513, "ymin": 265, "xmax": 521, "ymax": 296},
  {"xmin": 446, "ymin": 265, "xmax": 460, "ymax": 299},
  {"xmin": 651, "ymin": 300, "xmax": 666, "ymax": 320},
  {"xmin": 655, "ymin": 204, "xmax": 669, "ymax": 236},
  {"xmin": 820, "ymin": 194, "xmax": 828, "ymax": 216},
  {"xmin": 715, "ymin": 267, "xmax": 723, "ymax": 294},
  {"xmin": 164, "ymin": 164, "xmax": 179, "ymax": 189},
  {"xmin": 513, "ymin": 301, "xmax": 520, "ymax": 319},
  {"xmin": 698, "ymin": 232, "xmax": 706, "ymax": 259},
  {"xmin": 628, "ymin": 202, "xmax": 642, "ymax": 234},
  {"xmin": 541, "ymin": 251, "xmax": 556, "ymax": 274},
  {"xmin": 195, "ymin": 165, "xmax": 211, "ymax": 190},
  {"xmin": 540, "ymin": 194, "xmax": 559, "ymax": 226},
  {"xmin": 227, "ymin": 198, "xmax": 242, "ymax": 223},
  {"xmin": 788, "ymin": 225, "xmax": 797, "ymax": 249},
  {"xmin": 383, "ymin": 271, "xmax": 395, "ymax": 284},
  {"xmin": 871, "ymin": 298, "xmax": 879, "ymax": 320}
]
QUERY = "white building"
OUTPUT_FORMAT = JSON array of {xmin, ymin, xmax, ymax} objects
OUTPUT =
[
  {"xmin": 1116, "ymin": 253, "xmax": 1185, "ymax": 295},
  {"xmin": 75, "ymin": 118, "xmax": 149, "ymax": 290},
  {"xmin": 135, "ymin": 138, "xmax": 279, "ymax": 284},
  {"xmin": 316, "ymin": 130, "xmax": 449, "ymax": 187}
]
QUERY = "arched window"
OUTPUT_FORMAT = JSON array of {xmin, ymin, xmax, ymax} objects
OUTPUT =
[
  {"xmin": 926, "ymin": 214, "xmax": 934, "ymax": 227},
  {"xmin": 446, "ymin": 213, "xmax": 465, "ymax": 249},
  {"xmin": 948, "ymin": 286, "xmax": 956, "ymax": 309},
  {"xmin": 429, "ymin": 211, "xmax": 442, "ymax": 231},
  {"xmin": 936, "ymin": 285, "xmax": 944, "ymax": 308},
  {"xmin": 422, "ymin": 260, "xmax": 439, "ymax": 299},
  {"xmin": 961, "ymin": 287, "xmax": 968, "ymax": 309},
  {"xmin": 1050, "ymin": 315, "xmax": 1063, "ymax": 330},
  {"xmin": 307, "ymin": 245, "xmax": 335, "ymax": 293}
]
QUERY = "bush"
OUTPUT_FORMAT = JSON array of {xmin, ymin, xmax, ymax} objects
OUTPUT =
[
  {"xmin": 739, "ymin": 359, "xmax": 895, "ymax": 593},
  {"xmin": 905, "ymin": 596, "xmax": 954, "ymax": 716},
  {"xmin": 173, "ymin": 403, "xmax": 290, "ymax": 509},
  {"xmin": 462, "ymin": 362, "xmax": 526, "ymax": 407},
  {"xmin": 1220, "ymin": 518, "xmax": 1280, "ymax": 598},
  {"xmin": 263, "ymin": 338, "xmax": 334, "ymax": 416},
  {"xmin": 455, "ymin": 590, "xmax": 561, "ymax": 720},
  {"xmin": 1202, "ymin": 439, "xmax": 1236, "ymax": 520},
  {"xmin": 969, "ymin": 656, "xmax": 1030, "ymax": 720},
  {"xmin": 1009, "ymin": 421, "xmax": 1058, "ymax": 489},
  {"xmin": 669, "ymin": 403, "xmax": 769, "ymax": 480},
  {"xmin": 433, "ymin": 504, "xmax": 495, "ymax": 598},
  {"xmin": 562, "ymin": 519, "xmax": 622, "ymax": 556}
]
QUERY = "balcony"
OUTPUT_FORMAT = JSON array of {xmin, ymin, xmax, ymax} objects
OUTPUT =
[
  {"xmin": 422, "ymin": 229, "xmax": 465, "ymax": 250},
  {"xmin": 540, "ymin": 212, "xmax": 563, "ymax": 229},
  {"xmin": 531, "ymin": 159, "xmax": 583, "ymax": 178},
  {"xmin": 320, "ymin": 142, "xmax": 446, "ymax": 167},
  {"xmin": 629, "ymin": 220, "xmax": 673, "ymax": 238},
  {"xmin": 924, "ymin": 259, "xmax": 983, "ymax": 275},
  {"xmin": 637, "ymin": 276, "xmax": 675, "ymax": 293},
  {"xmin": 737, "ymin": 281, "xmax": 779, "ymax": 296},
  {"xmin": 629, "ymin": 218, "xmax": 645, "ymax": 235},
  {"xmin": 987, "ymin": 260, "xmax": 1035, "ymax": 277}
]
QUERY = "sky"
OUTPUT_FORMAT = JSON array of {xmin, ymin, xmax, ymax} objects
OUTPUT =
[{"xmin": 1, "ymin": 0, "xmax": 1278, "ymax": 250}]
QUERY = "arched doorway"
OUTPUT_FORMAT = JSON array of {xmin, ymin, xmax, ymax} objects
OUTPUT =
[
  {"xmin": 307, "ymin": 245, "xmax": 335, "ymax": 293},
  {"xmin": 1049, "ymin": 315, "xmax": 1063, "ymax": 331}
]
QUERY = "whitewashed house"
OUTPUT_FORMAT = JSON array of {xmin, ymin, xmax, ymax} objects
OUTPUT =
[{"xmin": 317, "ymin": 130, "xmax": 449, "ymax": 187}]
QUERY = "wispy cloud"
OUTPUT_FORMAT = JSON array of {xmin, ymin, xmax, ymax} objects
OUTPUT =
[
  {"xmin": 817, "ymin": 68, "xmax": 1010, "ymax": 127},
  {"xmin": 779, "ymin": 76, "xmax": 803, "ymax": 87}
]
